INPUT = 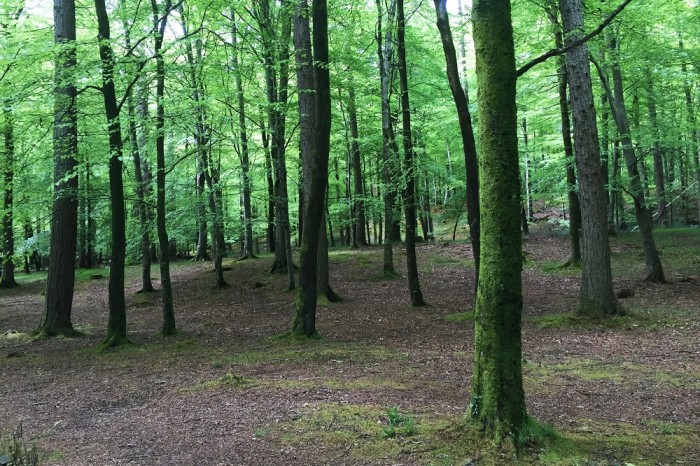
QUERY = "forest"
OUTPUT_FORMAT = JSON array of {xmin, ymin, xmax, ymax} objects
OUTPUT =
[{"xmin": 1, "ymin": 0, "xmax": 699, "ymax": 464}]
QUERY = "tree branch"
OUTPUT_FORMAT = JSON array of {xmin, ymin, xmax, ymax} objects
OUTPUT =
[{"xmin": 517, "ymin": 0, "xmax": 633, "ymax": 77}]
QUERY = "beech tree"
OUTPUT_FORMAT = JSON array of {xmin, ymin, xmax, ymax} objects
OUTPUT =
[
  {"xmin": 469, "ymin": 0, "xmax": 526, "ymax": 440},
  {"xmin": 560, "ymin": 0, "xmax": 618, "ymax": 316}
]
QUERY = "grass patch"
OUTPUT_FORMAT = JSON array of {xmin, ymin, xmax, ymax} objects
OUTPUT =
[
  {"xmin": 221, "ymin": 338, "xmax": 407, "ymax": 368},
  {"xmin": 531, "ymin": 312, "xmax": 658, "ymax": 331},
  {"xmin": 185, "ymin": 372, "xmax": 253, "ymax": 392}
]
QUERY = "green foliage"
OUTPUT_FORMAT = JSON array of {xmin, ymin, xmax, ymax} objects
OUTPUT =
[
  {"xmin": 0, "ymin": 425, "xmax": 40, "ymax": 466},
  {"xmin": 382, "ymin": 406, "xmax": 416, "ymax": 438}
]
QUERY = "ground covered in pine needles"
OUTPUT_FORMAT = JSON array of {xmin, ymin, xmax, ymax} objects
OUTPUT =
[{"xmin": 1, "ymin": 225, "xmax": 699, "ymax": 465}]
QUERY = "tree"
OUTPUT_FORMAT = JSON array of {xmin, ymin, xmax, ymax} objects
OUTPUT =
[
  {"xmin": 151, "ymin": 0, "xmax": 176, "ymax": 336},
  {"xmin": 433, "ymin": 0, "xmax": 481, "ymax": 283},
  {"xmin": 560, "ymin": 0, "xmax": 618, "ymax": 316},
  {"xmin": 376, "ymin": 0, "xmax": 398, "ymax": 277},
  {"xmin": 592, "ymin": 34, "xmax": 665, "ymax": 283},
  {"xmin": 94, "ymin": 0, "xmax": 129, "ymax": 347},
  {"xmin": 468, "ymin": 0, "xmax": 526, "ymax": 441},
  {"xmin": 397, "ymin": 0, "xmax": 425, "ymax": 306},
  {"xmin": 36, "ymin": 0, "xmax": 80, "ymax": 337},
  {"xmin": 230, "ymin": 9, "xmax": 256, "ymax": 260},
  {"xmin": 545, "ymin": 1, "xmax": 582, "ymax": 266},
  {"xmin": 292, "ymin": 0, "xmax": 331, "ymax": 338},
  {"xmin": 294, "ymin": 0, "xmax": 339, "ymax": 302}
]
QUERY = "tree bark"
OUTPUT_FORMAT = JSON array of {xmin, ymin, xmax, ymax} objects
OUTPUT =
[
  {"xmin": 469, "ymin": 0, "xmax": 526, "ymax": 441},
  {"xmin": 292, "ymin": 0, "xmax": 331, "ymax": 338},
  {"xmin": 546, "ymin": 3, "xmax": 582, "ymax": 267},
  {"xmin": 560, "ymin": 0, "xmax": 618, "ymax": 316},
  {"xmin": 348, "ymin": 84, "xmax": 368, "ymax": 246},
  {"xmin": 433, "ymin": 0, "xmax": 480, "ymax": 286},
  {"xmin": 37, "ymin": 0, "xmax": 80, "ymax": 337},
  {"xmin": 259, "ymin": 0, "xmax": 294, "ymax": 290},
  {"xmin": 376, "ymin": 0, "xmax": 397, "ymax": 276},
  {"xmin": 94, "ymin": 0, "xmax": 129, "ymax": 348},
  {"xmin": 645, "ymin": 70, "xmax": 667, "ymax": 226},
  {"xmin": 151, "ymin": 0, "xmax": 176, "ymax": 335},
  {"xmin": 232, "ymin": 11, "xmax": 256, "ymax": 260},
  {"xmin": 593, "ymin": 36, "xmax": 665, "ymax": 283},
  {"xmin": 126, "ymin": 81, "xmax": 155, "ymax": 293},
  {"xmin": 397, "ymin": 0, "xmax": 425, "ymax": 307},
  {"xmin": 1, "ymin": 102, "xmax": 17, "ymax": 288},
  {"xmin": 294, "ymin": 0, "xmax": 339, "ymax": 302},
  {"xmin": 680, "ymin": 37, "xmax": 700, "ymax": 223}
]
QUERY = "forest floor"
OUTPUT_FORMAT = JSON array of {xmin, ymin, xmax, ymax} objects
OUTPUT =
[{"xmin": 1, "ymin": 224, "xmax": 699, "ymax": 466}]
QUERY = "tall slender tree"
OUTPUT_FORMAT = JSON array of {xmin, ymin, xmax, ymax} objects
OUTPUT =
[
  {"xmin": 469, "ymin": 0, "xmax": 526, "ymax": 441},
  {"xmin": 396, "ymin": 0, "xmax": 425, "ymax": 306},
  {"xmin": 37, "ymin": 0, "xmax": 80, "ymax": 337},
  {"xmin": 94, "ymin": 0, "xmax": 129, "ymax": 347},
  {"xmin": 560, "ymin": 0, "xmax": 618, "ymax": 316},
  {"xmin": 545, "ymin": 2, "xmax": 582, "ymax": 266},
  {"xmin": 151, "ymin": 0, "xmax": 177, "ymax": 335},
  {"xmin": 433, "ymin": 0, "xmax": 481, "ymax": 283},
  {"xmin": 592, "ymin": 34, "xmax": 665, "ymax": 283},
  {"xmin": 292, "ymin": 0, "xmax": 331, "ymax": 338}
]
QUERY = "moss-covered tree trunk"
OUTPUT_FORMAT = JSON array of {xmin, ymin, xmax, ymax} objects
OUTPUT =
[
  {"xmin": 37, "ymin": 0, "xmax": 79, "ymax": 337},
  {"xmin": 560, "ymin": 0, "xmax": 618, "ymax": 316},
  {"xmin": 468, "ymin": 0, "xmax": 526, "ymax": 441},
  {"xmin": 469, "ymin": 0, "xmax": 526, "ymax": 440},
  {"xmin": 292, "ymin": 0, "xmax": 331, "ymax": 338}
]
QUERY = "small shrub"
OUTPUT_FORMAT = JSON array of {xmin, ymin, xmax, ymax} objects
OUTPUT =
[{"xmin": 381, "ymin": 406, "xmax": 415, "ymax": 439}]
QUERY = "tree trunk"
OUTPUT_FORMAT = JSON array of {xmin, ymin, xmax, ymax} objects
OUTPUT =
[
  {"xmin": 262, "ymin": 125, "xmax": 275, "ymax": 253},
  {"xmin": 292, "ymin": 0, "xmax": 331, "ymax": 338},
  {"xmin": 433, "ymin": 0, "xmax": 480, "ymax": 285},
  {"xmin": 348, "ymin": 85, "xmax": 368, "ymax": 246},
  {"xmin": 126, "ymin": 79, "xmax": 155, "ymax": 293},
  {"xmin": 294, "ymin": 0, "xmax": 338, "ymax": 302},
  {"xmin": 645, "ymin": 70, "xmax": 667, "ymax": 226},
  {"xmin": 546, "ymin": 3, "xmax": 582, "ymax": 266},
  {"xmin": 397, "ymin": 0, "xmax": 425, "ymax": 307},
  {"xmin": 680, "ymin": 37, "xmax": 700, "ymax": 223},
  {"xmin": 37, "ymin": 0, "xmax": 80, "ymax": 337},
  {"xmin": 232, "ymin": 11, "xmax": 256, "ymax": 260},
  {"xmin": 468, "ymin": 0, "xmax": 526, "ymax": 441},
  {"xmin": 151, "ymin": 0, "xmax": 176, "ymax": 335},
  {"xmin": 260, "ymin": 0, "xmax": 294, "ymax": 290},
  {"xmin": 1, "ymin": 102, "xmax": 17, "ymax": 288},
  {"xmin": 94, "ymin": 0, "xmax": 129, "ymax": 348},
  {"xmin": 560, "ymin": 0, "xmax": 618, "ymax": 316},
  {"xmin": 594, "ymin": 36, "xmax": 665, "ymax": 283},
  {"xmin": 376, "ymin": 0, "xmax": 397, "ymax": 276}
]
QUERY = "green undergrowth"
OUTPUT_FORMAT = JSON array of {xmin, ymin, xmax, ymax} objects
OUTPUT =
[
  {"xmin": 264, "ymin": 403, "xmax": 699, "ymax": 465},
  {"xmin": 531, "ymin": 306, "xmax": 695, "ymax": 331},
  {"xmin": 524, "ymin": 358, "xmax": 700, "ymax": 391},
  {"xmin": 0, "ymin": 425, "xmax": 40, "ymax": 466}
]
